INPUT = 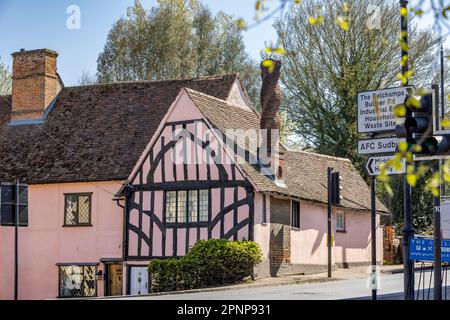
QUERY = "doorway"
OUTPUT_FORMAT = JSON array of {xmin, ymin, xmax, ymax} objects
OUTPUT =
[
  {"xmin": 104, "ymin": 263, "xmax": 123, "ymax": 296},
  {"xmin": 128, "ymin": 266, "xmax": 149, "ymax": 295}
]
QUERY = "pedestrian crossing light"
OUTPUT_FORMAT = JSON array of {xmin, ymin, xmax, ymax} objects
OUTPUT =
[
  {"xmin": 395, "ymin": 87, "xmax": 450, "ymax": 155},
  {"xmin": 331, "ymin": 172, "xmax": 343, "ymax": 205}
]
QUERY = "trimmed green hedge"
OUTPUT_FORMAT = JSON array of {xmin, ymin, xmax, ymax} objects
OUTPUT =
[{"xmin": 148, "ymin": 239, "xmax": 262, "ymax": 293}]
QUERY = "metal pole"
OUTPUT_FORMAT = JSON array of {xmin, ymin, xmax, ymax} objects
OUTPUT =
[
  {"xmin": 400, "ymin": 0, "xmax": 415, "ymax": 300},
  {"xmin": 327, "ymin": 167, "xmax": 333, "ymax": 278},
  {"xmin": 14, "ymin": 179, "xmax": 19, "ymax": 301},
  {"xmin": 433, "ymin": 160, "xmax": 442, "ymax": 300},
  {"xmin": 441, "ymin": 42, "xmax": 445, "ymax": 118},
  {"xmin": 371, "ymin": 176, "xmax": 377, "ymax": 300}
]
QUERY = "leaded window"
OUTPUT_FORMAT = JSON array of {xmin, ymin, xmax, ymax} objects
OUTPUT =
[
  {"xmin": 165, "ymin": 189, "xmax": 209, "ymax": 224},
  {"xmin": 165, "ymin": 191, "xmax": 177, "ymax": 223},
  {"xmin": 188, "ymin": 190, "xmax": 198, "ymax": 222},
  {"xmin": 59, "ymin": 265, "xmax": 97, "ymax": 298},
  {"xmin": 199, "ymin": 190, "xmax": 208, "ymax": 222},
  {"xmin": 64, "ymin": 193, "xmax": 92, "ymax": 226},
  {"xmin": 177, "ymin": 191, "xmax": 187, "ymax": 223}
]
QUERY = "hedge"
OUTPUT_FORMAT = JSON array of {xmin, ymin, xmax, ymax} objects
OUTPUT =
[{"xmin": 148, "ymin": 239, "xmax": 262, "ymax": 293}]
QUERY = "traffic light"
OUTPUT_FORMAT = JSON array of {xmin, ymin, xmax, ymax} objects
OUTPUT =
[
  {"xmin": 395, "ymin": 87, "xmax": 450, "ymax": 156},
  {"xmin": 331, "ymin": 172, "xmax": 343, "ymax": 205}
]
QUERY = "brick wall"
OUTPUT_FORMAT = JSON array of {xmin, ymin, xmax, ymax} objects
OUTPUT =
[
  {"xmin": 269, "ymin": 197, "xmax": 291, "ymax": 264},
  {"xmin": 11, "ymin": 49, "xmax": 59, "ymax": 121}
]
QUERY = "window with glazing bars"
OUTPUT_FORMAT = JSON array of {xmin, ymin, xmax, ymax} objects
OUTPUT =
[
  {"xmin": 165, "ymin": 190, "xmax": 209, "ymax": 223},
  {"xmin": 64, "ymin": 193, "xmax": 92, "ymax": 226},
  {"xmin": 58, "ymin": 265, "xmax": 97, "ymax": 298},
  {"xmin": 336, "ymin": 211, "xmax": 346, "ymax": 231}
]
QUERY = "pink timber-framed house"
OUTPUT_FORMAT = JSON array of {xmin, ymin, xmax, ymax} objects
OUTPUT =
[{"xmin": 0, "ymin": 49, "xmax": 387, "ymax": 300}]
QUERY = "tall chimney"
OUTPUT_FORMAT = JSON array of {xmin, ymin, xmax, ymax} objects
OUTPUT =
[
  {"xmin": 260, "ymin": 59, "xmax": 282, "ymax": 132},
  {"xmin": 11, "ymin": 49, "xmax": 61, "ymax": 121},
  {"xmin": 259, "ymin": 59, "xmax": 285, "ymax": 183}
]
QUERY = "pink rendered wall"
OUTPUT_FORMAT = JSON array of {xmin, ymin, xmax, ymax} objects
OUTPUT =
[
  {"xmin": 0, "ymin": 181, "xmax": 123, "ymax": 300},
  {"xmin": 131, "ymin": 93, "xmax": 246, "ymax": 186},
  {"xmin": 253, "ymin": 193, "xmax": 270, "ymax": 258},
  {"xmin": 334, "ymin": 209, "xmax": 384, "ymax": 265},
  {"xmin": 127, "ymin": 91, "xmax": 253, "ymax": 259},
  {"xmin": 290, "ymin": 201, "xmax": 383, "ymax": 266}
]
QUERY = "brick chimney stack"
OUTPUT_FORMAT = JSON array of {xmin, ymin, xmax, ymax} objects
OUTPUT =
[
  {"xmin": 259, "ymin": 59, "xmax": 285, "ymax": 182},
  {"xmin": 260, "ymin": 59, "xmax": 282, "ymax": 132},
  {"xmin": 11, "ymin": 49, "xmax": 61, "ymax": 122}
]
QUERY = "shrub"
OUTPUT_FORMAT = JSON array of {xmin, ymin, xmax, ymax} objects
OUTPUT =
[{"xmin": 148, "ymin": 239, "xmax": 262, "ymax": 293}]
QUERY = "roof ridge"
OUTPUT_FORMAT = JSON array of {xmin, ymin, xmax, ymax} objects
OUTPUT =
[
  {"xmin": 287, "ymin": 150, "xmax": 351, "ymax": 162},
  {"xmin": 66, "ymin": 73, "xmax": 239, "ymax": 90}
]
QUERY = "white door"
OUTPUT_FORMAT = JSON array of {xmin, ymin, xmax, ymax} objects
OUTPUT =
[{"xmin": 129, "ymin": 266, "xmax": 149, "ymax": 295}]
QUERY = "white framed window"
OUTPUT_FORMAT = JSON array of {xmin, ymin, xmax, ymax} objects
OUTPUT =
[{"xmin": 336, "ymin": 211, "xmax": 346, "ymax": 231}]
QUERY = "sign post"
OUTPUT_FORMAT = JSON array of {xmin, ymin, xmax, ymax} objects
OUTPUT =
[
  {"xmin": 327, "ymin": 167, "xmax": 333, "ymax": 278},
  {"xmin": 433, "ymin": 163, "xmax": 442, "ymax": 300},
  {"xmin": 370, "ymin": 177, "xmax": 377, "ymax": 300},
  {"xmin": 357, "ymin": 93, "xmax": 408, "ymax": 300}
]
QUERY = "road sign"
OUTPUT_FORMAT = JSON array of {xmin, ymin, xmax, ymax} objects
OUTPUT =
[
  {"xmin": 365, "ymin": 155, "xmax": 406, "ymax": 176},
  {"xmin": 0, "ymin": 182, "xmax": 28, "ymax": 227},
  {"xmin": 441, "ymin": 201, "xmax": 450, "ymax": 239},
  {"xmin": 358, "ymin": 137, "xmax": 405, "ymax": 155},
  {"xmin": 409, "ymin": 237, "xmax": 450, "ymax": 262},
  {"xmin": 357, "ymin": 86, "xmax": 413, "ymax": 134}
]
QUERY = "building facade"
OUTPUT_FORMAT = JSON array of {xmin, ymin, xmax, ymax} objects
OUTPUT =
[{"xmin": 0, "ymin": 49, "xmax": 386, "ymax": 300}]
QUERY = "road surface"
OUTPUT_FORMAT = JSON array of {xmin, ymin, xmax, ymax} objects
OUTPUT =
[{"xmin": 116, "ymin": 270, "xmax": 450, "ymax": 300}]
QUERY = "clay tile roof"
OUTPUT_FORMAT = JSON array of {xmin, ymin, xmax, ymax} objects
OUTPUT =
[
  {"xmin": 185, "ymin": 88, "xmax": 388, "ymax": 213},
  {"xmin": 0, "ymin": 74, "xmax": 237, "ymax": 184},
  {"xmin": 0, "ymin": 95, "xmax": 11, "ymax": 127}
]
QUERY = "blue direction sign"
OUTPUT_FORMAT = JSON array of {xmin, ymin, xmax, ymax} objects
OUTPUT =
[{"xmin": 409, "ymin": 237, "xmax": 450, "ymax": 262}]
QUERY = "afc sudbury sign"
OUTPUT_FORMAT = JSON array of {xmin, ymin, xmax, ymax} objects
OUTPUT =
[
  {"xmin": 358, "ymin": 87, "xmax": 412, "ymax": 134},
  {"xmin": 358, "ymin": 137, "xmax": 405, "ymax": 155}
]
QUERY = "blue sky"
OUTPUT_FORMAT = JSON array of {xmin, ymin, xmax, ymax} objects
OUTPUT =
[
  {"xmin": 0, "ymin": 0, "xmax": 279, "ymax": 85},
  {"xmin": 0, "ymin": 0, "xmax": 442, "ymax": 86}
]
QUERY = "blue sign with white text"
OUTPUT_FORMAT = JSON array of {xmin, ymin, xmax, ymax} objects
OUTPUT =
[{"xmin": 409, "ymin": 237, "xmax": 450, "ymax": 262}]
